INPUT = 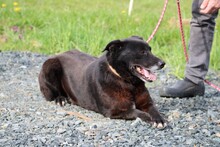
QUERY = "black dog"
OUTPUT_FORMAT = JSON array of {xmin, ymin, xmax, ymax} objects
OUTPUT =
[{"xmin": 38, "ymin": 36, "xmax": 167, "ymax": 128}]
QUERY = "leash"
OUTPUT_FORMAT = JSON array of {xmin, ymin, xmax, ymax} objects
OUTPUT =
[
  {"xmin": 176, "ymin": 0, "xmax": 188, "ymax": 62},
  {"xmin": 176, "ymin": 0, "xmax": 220, "ymax": 91},
  {"xmin": 146, "ymin": 0, "xmax": 168, "ymax": 43}
]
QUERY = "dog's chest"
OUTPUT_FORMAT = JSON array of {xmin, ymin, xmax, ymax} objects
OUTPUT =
[{"xmin": 103, "ymin": 86, "xmax": 135, "ymax": 106}]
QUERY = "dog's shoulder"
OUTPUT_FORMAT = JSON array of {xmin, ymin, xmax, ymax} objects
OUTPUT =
[
  {"xmin": 61, "ymin": 49, "xmax": 87, "ymax": 58},
  {"xmin": 68, "ymin": 49, "xmax": 97, "ymax": 60},
  {"xmin": 50, "ymin": 49, "xmax": 97, "ymax": 63}
]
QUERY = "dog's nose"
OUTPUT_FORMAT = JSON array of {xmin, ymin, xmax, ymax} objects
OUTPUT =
[{"xmin": 158, "ymin": 61, "xmax": 165, "ymax": 69}]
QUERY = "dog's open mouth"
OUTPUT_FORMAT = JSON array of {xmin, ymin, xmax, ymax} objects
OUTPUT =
[{"xmin": 132, "ymin": 65, "xmax": 157, "ymax": 82}]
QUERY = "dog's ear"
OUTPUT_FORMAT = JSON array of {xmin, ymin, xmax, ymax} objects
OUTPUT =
[
  {"xmin": 130, "ymin": 36, "xmax": 144, "ymax": 40},
  {"xmin": 102, "ymin": 39, "xmax": 123, "ymax": 52}
]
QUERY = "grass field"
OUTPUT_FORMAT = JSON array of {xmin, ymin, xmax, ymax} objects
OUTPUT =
[{"xmin": 0, "ymin": 0, "xmax": 220, "ymax": 78}]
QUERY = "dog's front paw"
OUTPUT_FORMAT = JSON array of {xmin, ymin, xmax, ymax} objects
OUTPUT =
[
  {"xmin": 151, "ymin": 115, "xmax": 167, "ymax": 129},
  {"xmin": 55, "ymin": 96, "xmax": 71, "ymax": 106}
]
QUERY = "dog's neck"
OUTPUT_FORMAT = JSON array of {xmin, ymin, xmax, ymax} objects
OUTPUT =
[{"xmin": 108, "ymin": 64, "xmax": 121, "ymax": 78}]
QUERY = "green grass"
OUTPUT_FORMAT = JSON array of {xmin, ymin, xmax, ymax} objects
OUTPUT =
[{"xmin": 0, "ymin": 0, "xmax": 220, "ymax": 78}]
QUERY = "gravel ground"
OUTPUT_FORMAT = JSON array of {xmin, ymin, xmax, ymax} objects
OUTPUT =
[{"xmin": 0, "ymin": 51, "xmax": 220, "ymax": 147}]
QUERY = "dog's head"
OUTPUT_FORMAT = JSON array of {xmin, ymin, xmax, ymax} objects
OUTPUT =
[{"xmin": 103, "ymin": 36, "xmax": 165, "ymax": 83}]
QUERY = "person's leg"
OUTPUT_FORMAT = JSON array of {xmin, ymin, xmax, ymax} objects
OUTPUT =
[
  {"xmin": 186, "ymin": 0, "xmax": 218, "ymax": 84},
  {"xmin": 159, "ymin": 0, "xmax": 218, "ymax": 98}
]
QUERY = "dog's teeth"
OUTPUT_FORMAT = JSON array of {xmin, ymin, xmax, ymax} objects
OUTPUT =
[{"xmin": 136, "ymin": 67, "xmax": 141, "ymax": 72}]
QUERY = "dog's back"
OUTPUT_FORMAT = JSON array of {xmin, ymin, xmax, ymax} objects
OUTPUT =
[{"xmin": 58, "ymin": 50, "xmax": 97, "ymax": 83}]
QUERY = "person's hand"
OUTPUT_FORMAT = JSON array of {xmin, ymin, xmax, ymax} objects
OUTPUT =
[{"xmin": 200, "ymin": 0, "xmax": 220, "ymax": 14}]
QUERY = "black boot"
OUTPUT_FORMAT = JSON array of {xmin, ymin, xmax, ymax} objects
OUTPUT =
[{"xmin": 159, "ymin": 78, "xmax": 205, "ymax": 98}]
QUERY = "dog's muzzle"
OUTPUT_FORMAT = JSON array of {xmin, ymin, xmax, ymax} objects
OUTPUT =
[{"xmin": 131, "ymin": 65, "xmax": 157, "ymax": 82}]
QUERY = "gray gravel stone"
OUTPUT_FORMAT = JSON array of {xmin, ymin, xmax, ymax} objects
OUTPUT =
[{"xmin": 0, "ymin": 51, "xmax": 220, "ymax": 147}]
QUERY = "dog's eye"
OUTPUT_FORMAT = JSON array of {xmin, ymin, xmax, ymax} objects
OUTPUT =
[{"xmin": 141, "ymin": 50, "xmax": 148, "ymax": 55}]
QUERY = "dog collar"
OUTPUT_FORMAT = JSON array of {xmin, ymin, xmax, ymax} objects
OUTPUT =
[{"xmin": 108, "ymin": 64, "xmax": 121, "ymax": 78}]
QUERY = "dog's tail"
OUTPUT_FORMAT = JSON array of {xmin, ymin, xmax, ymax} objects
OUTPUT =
[{"xmin": 38, "ymin": 58, "xmax": 67, "ymax": 101}]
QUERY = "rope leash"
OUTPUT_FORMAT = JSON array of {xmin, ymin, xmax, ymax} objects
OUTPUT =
[
  {"xmin": 147, "ymin": 0, "xmax": 220, "ymax": 92},
  {"xmin": 146, "ymin": 0, "xmax": 168, "ymax": 43},
  {"xmin": 176, "ymin": 0, "xmax": 189, "ymax": 62},
  {"xmin": 204, "ymin": 79, "xmax": 220, "ymax": 91}
]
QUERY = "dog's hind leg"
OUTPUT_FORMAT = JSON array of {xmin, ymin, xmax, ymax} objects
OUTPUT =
[{"xmin": 39, "ymin": 58, "xmax": 70, "ymax": 106}]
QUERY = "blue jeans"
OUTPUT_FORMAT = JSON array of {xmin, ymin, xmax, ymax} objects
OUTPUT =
[{"xmin": 185, "ymin": 0, "xmax": 219, "ymax": 84}]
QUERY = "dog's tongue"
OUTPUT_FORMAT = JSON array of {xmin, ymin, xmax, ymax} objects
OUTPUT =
[{"xmin": 142, "ymin": 69, "xmax": 157, "ymax": 81}]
